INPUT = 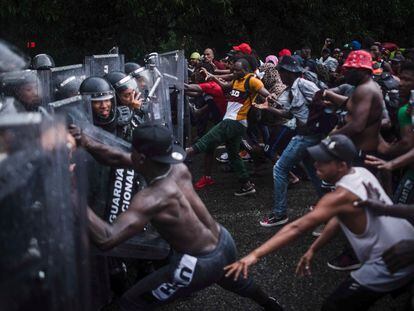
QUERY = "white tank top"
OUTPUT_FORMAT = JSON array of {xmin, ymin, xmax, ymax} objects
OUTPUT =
[{"xmin": 336, "ymin": 167, "xmax": 414, "ymax": 292}]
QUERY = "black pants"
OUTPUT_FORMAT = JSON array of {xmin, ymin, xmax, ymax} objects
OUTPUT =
[
  {"xmin": 322, "ymin": 276, "xmax": 387, "ymax": 311},
  {"xmin": 118, "ymin": 226, "xmax": 256, "ymax": 310}
]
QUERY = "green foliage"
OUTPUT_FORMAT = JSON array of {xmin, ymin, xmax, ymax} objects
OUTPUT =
[{"xmin": 0, "ymin": 0, "xmax": 413, "ymax": 64}]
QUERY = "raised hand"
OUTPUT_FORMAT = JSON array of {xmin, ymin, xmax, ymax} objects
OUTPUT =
[{"xmin": 131, "ymin": 90, "xmax": 143, "ymax": 110}]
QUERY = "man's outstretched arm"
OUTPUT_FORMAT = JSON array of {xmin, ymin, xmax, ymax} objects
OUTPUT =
[
  {"xmin": 224, "ymin": 192, "xmax": 344, "ymax": 280},
  {"xmin": 69, "ymin": 124, "xmax": 132, "ymax": 167},
  {"xmin": 87, "ymin": 188, "xmax": 161, "ymax": 250}
]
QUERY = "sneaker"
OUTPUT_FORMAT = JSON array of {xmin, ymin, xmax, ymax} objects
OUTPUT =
[
  {"xmin": 216, "ymin": 152, "xmax": 229, "ymax": 163},
  {"xmin": 263, "ymin": 296, "xmax": 284, "ymax": 311},
  {"xmin": 327, "ymin": 249, "xmax": 362, "ymax": 271},
  {"xmin": 312, "ymin": 224, "xmax": 325, "ymax": 237},
  {"xmin": 234, "ymin": 181, "xmax": 256, "ymax": 196},
  {"xmin": 259, "ymin": 214, "xmax": 289, "ymax": 227},
  {"xmin": 239, "ymin": 150, "xmax": 252, "ymax": 162},
  {"xmin": 194, "ymin": 176, "xmax": 215, "ymax": 190}
]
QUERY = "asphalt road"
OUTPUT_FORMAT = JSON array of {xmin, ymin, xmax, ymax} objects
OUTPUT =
[
  {"xmin": 103, "ymin": 153, "xmax": 410, "ymax": 311},
  {"xmin": 158, "ymin": 154, "xmax": 410, "ymax": 311}
]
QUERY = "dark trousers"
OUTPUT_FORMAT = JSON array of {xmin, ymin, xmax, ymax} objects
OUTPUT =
[
  {"xmin": 322, "ymin": 276, "xmax": 385, "ymax": 311},
  {"xmin": 118, "ymin": 226, "xmax": 256, "ymax": 310}
]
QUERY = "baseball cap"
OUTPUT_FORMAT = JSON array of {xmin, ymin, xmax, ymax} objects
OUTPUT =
[
  {"xmin": 190, "ymin": 52, "xmax": 201, "ymax": 60},
  {"xmin": 278, "ymin": 48, "xmax": 292, "ymax": 58},
  {"xmin": 132, "ymin": 123, "xmax": 186, "ymax": 164},
  {"xmin": 232, "ymin": 43, "xmax": 252, "ymax": 55},
  {"xmin": 307, "ymin": 134, "xmax": 357, "ymax": 163}
]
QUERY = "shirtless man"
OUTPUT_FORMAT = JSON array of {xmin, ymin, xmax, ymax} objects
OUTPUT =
[
  {"xmin": 86, "ymin": 123, "xmax": 283, "ymax": 310},
  {"xmin": 225, "ymin": 134, "xmax": 414, "ymax": 310},
  {"xmin": 323, "ymin": 50, "xmax": 383, "ymax": 158}
]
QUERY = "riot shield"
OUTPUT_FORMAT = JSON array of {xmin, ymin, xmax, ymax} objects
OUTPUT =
[
  {"xmin": 84, "ymin": 54, "xmax": 125, "ymax": 77},
  {"xmin": 0, "ymin": 70, "xmax": 44, "ymax": 112},
  {"xmin": 49, "ymin": 95, "xmax": 170, "ymax": 259},
  {"xmin": 0, "ymin": 113, "xmax": 90, "ymax": 311},
  {"xmin": 141, "ymin": 53, "xmax": 173, "ymax": 131},
  {"xmin": 50, "ymin": 64, "xmax": 86, "ymax": 101},
  {"xmin": 158, "ymin": 50, "xmax": 186, "ymax": 146},
  {"xmin": 48, "ymin": 95, "xmax": 92, "ymax": 126}
]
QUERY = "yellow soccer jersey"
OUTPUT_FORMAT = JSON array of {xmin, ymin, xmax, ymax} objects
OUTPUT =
[{"xmin": 223, "ymin": 73, "xmax": 264, "ymax": 126}]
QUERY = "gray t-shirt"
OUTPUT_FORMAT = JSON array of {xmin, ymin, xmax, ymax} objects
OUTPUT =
[{"xmin": 277, "ymin": 77, "xmax": 319, "ymax": 124}]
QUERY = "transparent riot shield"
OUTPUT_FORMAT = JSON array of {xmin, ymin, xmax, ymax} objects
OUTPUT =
[
  {"xmin": 48, "ymin": 95, "xmax": 92, "ymax": 126},
  {"xmin": 183, "ymin": 59, "xmax": 191, "ymax": 146},
  {"xmin": 158, "ymin": 50, "xmax": 186, "ymax": 146},
  {"xmin": 0, "ymin": 70, "xmax": 44, "ymax": 112},
  {"xmin": 84, "ymin": 54, "xmax": 125, "ymax": 77},
  {"xmin": 50, "ymin": 64, "xmax": 86, "ymax": 101},
  {"xmin": 48, "ymin": 95, "xmax": 170, "ymax": 260},
  {"xmin": 141, "ymin": 53, "xmax": 172, "ymax": 131},
  {"xmin": 0, "ymin": 113, "xmax": 90, "ymax": 311}
]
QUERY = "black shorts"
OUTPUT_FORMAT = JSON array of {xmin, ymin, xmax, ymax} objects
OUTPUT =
[{"xmin": 118, "ymin": 226, "xmax": 254, "ymax": 310}]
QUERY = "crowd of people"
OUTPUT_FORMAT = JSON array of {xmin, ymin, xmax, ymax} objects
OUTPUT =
[
  {"xmin": 185, "ymin": 39, "xmax": 414, "ymax": 310},
  {"xmin": 1, "ymin": 36, "xmax": 414, "ymax": 310}
]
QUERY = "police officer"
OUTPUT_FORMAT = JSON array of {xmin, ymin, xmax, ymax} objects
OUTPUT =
[{"xmin": 80, "ymin": 76, "xmax": 144, "ymax": 141}]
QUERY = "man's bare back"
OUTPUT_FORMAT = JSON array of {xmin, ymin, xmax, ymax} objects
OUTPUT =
[
  {"xmin": 87, "ymin": 163, "xmax": 221, "ymax": 255},
  {"xmin": 340, "ymin": 79, "xmax": 383, "ymax": 152},
  {"xmin": 140, "ymin": 164, "xmax": 220, "ymax": 255}
]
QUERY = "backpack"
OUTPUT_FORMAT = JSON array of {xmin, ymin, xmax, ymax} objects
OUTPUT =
[
  {"xmin": 305, "ymin": 93, "xmax": 338, "ymax": 135},
  {"xmin": 296, "ymin": 80, "xmax": 338, "ymax": 135}
]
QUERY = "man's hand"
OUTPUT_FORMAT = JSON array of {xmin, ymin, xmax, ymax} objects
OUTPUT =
[
  {"xmin": 68, "ymin": 124, "xmax": 88, "ymax": 147},
  {"xmin": 382, "ymin": 240, "xmax": 414, "ymax": 273},
  {"xmin": 354, "ymin": 182, "xmax": 388, "ymax": 214},
  {"xmin": 199, "ymin": 67, "xmax": 213, "ymax": 81},
  {"xmin": 295, "ymin": 249, "xmax": 314, "ymax": 277},
  {"xmin": 354, "ymin": 198, "xmax": 388, "ymax": 215},
  {"xmin": 131, "ymin": 91, "xmax": 143, "ymax": 110},
  {"xmin": 266, "ymin": 93, "xmax": 278, "ymax": 103},
  {"xmin": 364, "ymin": 155, "xmax": 393, "ymax": 171},
  {"xmin": 224, "ymin": 252, "xmax": 259, "ymax": 281},
  {"xmin": 253, "ymin": 101, "xmax": 270, "ymax": 110}
]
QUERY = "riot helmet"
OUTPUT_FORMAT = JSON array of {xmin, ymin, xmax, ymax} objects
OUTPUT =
[
  {"xmin": 79, "ymin": 76, "xmax": 116, "ymax": 126},
  {"xmin": 125, "ymin": 62, "xmax": 142, "ymax": 77},
  {"xmin": 105, "ymin": 71, "xmax": 138, "ymax": 93},
  {"xmin": 54, "ymin": 75, "xmax": 84, "ymax": 100},
  {"xmin": 0, "ymin": 70, "xmax": 42, "ymax": 111},
  {"xmin": 105, "ymin": 71, "xmax": 139, "ymax": 108},
  {"xmin": 31, "ymin": 54, "xmax": 55, "ymax": 70}
]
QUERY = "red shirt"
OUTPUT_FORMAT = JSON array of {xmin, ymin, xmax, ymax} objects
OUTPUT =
[{"xmin": 198, "ymin": 81, "xmax": 227, "ymax": 117}]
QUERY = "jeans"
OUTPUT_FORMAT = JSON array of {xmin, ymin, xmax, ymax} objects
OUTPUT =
[{"xmin": 272, "ymin": 134, "xmax": 322, "ymax": 217}]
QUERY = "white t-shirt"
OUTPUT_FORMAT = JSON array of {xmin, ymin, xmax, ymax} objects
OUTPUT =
[{"xmin": 336, "ymin": 167, "xmax": 414, "ymax": 292}]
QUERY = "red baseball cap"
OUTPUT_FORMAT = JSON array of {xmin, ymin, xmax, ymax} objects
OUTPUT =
[
  {"xmin": 278, "ymin": 48, "xmax": 292, "ymax": 58},
  {"xmin": 232, "ymin": 43, "xmax": 252, "ymax": 55},
  {"xmin": 342, "ymin": 50, "xmax": 373, "ymax": 72}
]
